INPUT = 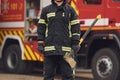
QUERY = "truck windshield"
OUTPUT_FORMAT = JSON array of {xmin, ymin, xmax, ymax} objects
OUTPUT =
[
  {"xmin": 113, "ymin": 0, "xmax": 120, "ymax": 2},
  {"xmin": 84, "ymin": 0, "xmax": 102, "ymax": 5}
]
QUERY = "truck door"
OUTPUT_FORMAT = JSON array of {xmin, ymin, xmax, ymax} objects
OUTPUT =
[
  {"xmin": 105, "ymin": 0, "xmax": 120, "ymax": 26},
  {"xmin": 78, "ymin": 0, "xmax": 107, "ymax": 27},
  {"xmin": 78, "ymin": 0, "xmax": 105, "ymax": 18}
]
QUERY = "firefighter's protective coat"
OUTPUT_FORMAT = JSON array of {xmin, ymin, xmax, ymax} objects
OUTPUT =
[{"xmin": 37, "ymin": 0, "xmax": 80, "ymax": 56}]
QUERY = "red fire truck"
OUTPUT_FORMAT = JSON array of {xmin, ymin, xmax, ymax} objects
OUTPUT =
[
  {"xmin": 0, "ymin": 0, "xmax": 52, "ymax": 73},
  {"xmin": 0, "ymin": 0, "xmax": 120, "ymax": 80},
  {"xmin": 70, "ymin": 0, "xmax": 120, "ymax": 80}
]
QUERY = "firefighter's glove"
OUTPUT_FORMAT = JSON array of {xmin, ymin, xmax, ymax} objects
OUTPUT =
[
  {"xmin": 37, "ymin": 43, "xmax": 44, "ymax": 53},
  {"xmin": 72, "ymin": 45, "xmax": 80, "ymax": 54}
]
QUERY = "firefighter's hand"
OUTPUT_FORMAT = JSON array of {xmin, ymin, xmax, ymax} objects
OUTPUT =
[
  {"xmin": 37, "ymin": 43, "xmax": 44, "ymax": 53},
  {"xmin": 72, "ymin": 45, "xmax": 80, "ymax": 54}
]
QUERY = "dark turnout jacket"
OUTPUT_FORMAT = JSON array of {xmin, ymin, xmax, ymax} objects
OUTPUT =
[{"xmin": 37, "ymin": 0, "xmax": 80, "ymax": 56}]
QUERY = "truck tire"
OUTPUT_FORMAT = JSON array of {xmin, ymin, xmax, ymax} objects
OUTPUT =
[
  {"xmin": 3, "ymin": 45, "xmax": 26, "ymax": 73},
  {"xmin": 91, "ymin": 48, "xmax": 120, "ymax": 80}
]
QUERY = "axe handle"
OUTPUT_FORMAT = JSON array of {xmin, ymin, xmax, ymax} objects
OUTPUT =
[{"xmin": 79, "ymin": 14, "xmax": 101, "ymax": 45}]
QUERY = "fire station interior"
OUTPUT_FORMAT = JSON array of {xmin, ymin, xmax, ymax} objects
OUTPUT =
[{"xmin": 25, "ymin": 0, "xmax": 40, "ymax": 41}]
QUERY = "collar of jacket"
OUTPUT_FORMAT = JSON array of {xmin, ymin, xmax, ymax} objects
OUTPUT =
[{"xmin": 51, "ymin": 3, "xmax": 67, "ymax": 12}]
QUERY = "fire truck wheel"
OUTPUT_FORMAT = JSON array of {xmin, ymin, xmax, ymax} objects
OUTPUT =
[
  {"xmin": 92, "ymin": 48, "xmax": 120, "ymax": 80},
  {"xmin": 3, "ymin": 45, "xmax": 27, "ymax": 73}
]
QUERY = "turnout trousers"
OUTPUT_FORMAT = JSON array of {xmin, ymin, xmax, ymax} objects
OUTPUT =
[{"xmin": 43, "ymin": 55, "xmax": 75, "ymax": 80}]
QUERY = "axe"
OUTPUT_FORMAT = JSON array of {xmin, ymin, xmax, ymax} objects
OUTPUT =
[{"xmin": 64, "ymin": 14, "xmax": 101, "ymax": 68}]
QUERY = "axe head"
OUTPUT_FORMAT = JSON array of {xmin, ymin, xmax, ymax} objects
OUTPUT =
[{"xmin": 64, "ymin": 50, "xmax": 76, "ymax": 68}]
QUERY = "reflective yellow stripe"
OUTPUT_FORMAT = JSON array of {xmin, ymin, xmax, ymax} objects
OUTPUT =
[
  {"xmin": 45, "ymin": 24, "xmax": 48, "ymax": 37},
  {"xmin": 62, "ymin": 46, "xmax": 71, "ymax": 52},
  {"xmin": 47, "ymin": 12, "xmax": 55, "ymax": 18},
  {"xmin": 0, "ymin": 38, "xmax": 2, "ymax": 44},
  {"xmin": 45, "ymin": 46, "xmax": 55, "ymax": 51},
  {"xmin": 8, "ymin": 31, "xmax": 12, "ymax": 35},
  {"xmin": 72, "ymin": 33, "xmax": 80, "ymax": 36},
  {"xmin": 40, "ymin": 57, "xmax": 44, "ymax": 62},
  {"xmin": 4, "ymin": 31, "xmax": 8, "ymax": 35},
  {"xmin": 62, "ymin": 13, "xmax": 65, "ymax": 17},
  {"xmin": 71, "ymin": 1, "xmax": 76, "ymax": 10},
  {"xmin": 44, "ymin": 46, "xmax": 71, "ymax": 52},
  {"xmin": 71, "ymin": 0, "xmax": 79, "ymax": 15},
  {"xmin": 68, "ymin": 22, "xmax": 72, "ymax": 37},
  {"xmin": 24, "ymin": 46, "xmax": 31, "ymax": 60},
  {"xmin": 18, "ymin": 31, "xmax": 24, "ymax": 40},
  {"xmin": 38, "ymin": 41, "xmax": 44, "ymax": 44},
  {"xmin": 0, "ymin": 31, "xmax": 4, "ymax": 39},
  {"xmin": 71, "ymin": 19, "xmax": 80, "ymax": 25},
  {"xmin": 34, "ymin": 52, "xmax": 42, "ymax": 61},
  {"xmin": 38, "ymin": 19, "xmax": 46, "ymax": 24},
  {"xmin": 26, "ymin": 45, "xmax": 36, "ymax": 60},
  {"xmin": 13, "ymin": 31, "xmax": 17, "ymax": 35}
]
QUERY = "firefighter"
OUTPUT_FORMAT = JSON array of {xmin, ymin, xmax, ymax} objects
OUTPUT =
[{"xmin": 37, "ymin": 0, "xmax": 80, "ymax": 80}]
